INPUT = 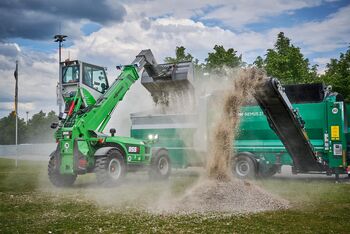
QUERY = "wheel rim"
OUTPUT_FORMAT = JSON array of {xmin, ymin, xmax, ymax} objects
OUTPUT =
[
  {"xmin": 108, "ymin": 158, "xmax": 122, "ymax": 180},
  {"xmin": 158, "ymin": 157, "xmax": 169, "ymax": 175},
  {"xmin": 235, "ymin": 160, "xmax": 250, "ymax": 177}
]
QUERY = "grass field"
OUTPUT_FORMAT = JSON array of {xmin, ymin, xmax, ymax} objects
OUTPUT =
[{"xmin": 0, "ymin": 158, "xmax": 350, "ymax": 233}]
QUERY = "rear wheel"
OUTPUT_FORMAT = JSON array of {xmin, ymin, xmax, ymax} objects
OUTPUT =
[
  {"xmin": 95, "ymin": 149, "xmax": 126, "ymax": 186},
  {"xmin": 149, "ymin": 150, "xmax": 171, "ymax": 180},
  {"xmin": 48, "ymin": 151, "xmax": 77, "ymax": 187},
  {"xmin": 232, "ymin": 154, "xmax": 257, "ymax": 179}
]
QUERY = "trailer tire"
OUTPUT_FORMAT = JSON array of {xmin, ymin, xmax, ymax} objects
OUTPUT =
[
  {"xmin": 232, "ymin": 154, "xmax": 257, "ymax": 179},
  {"xmin": 95, "ymin": 149, "xmax": 126, "ymax": 186},
  {"xmin": 48, "ymin": 151, "xmax": 77, "ymax": 187},
  {"xmin": 149, "ymin": 149, "xmax": 171, "ymax": 180}
]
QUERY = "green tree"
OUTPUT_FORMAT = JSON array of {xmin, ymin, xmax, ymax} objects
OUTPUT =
[
  {"xmin": 205, "ymin": 45, "xmax": 242, "ymax": 71},
  {"xmin": 0, "ymin": 111, "xmax": 27, "ymax": 145},
  {"xmin": 164, "ymin": 46, "xmax": 194, "ymax": 63},
  {"xmin": 165, "ymin": 46, "xmax": 205, "ymax": 78},
  {"xmin": 26, "ymin": 110, "xmax": 57, "ymax": 143},
  {"xmin": 253, "ymin": 56, "xmax": 264, "ymax": 68},
  {"xmin": 322, "ymin": 47, "xmax": 350, "ymax": 101},
  {"xmin": 264, "ymin": 32, "xmax": 316, "ymax": 84}
]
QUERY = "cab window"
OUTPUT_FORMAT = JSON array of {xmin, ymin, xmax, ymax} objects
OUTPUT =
[
  {"xmin": 83, "ymin": 64, "xmax": 108, "ymax": 93},
  {"xmin": 62, "ymin": 65, "xmax": 79, "ymax": 83}
]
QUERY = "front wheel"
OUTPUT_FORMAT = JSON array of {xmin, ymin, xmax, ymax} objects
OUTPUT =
[
  {"xmin": 232, "ymin": 154, "xmax": 257, "ymax": 179},
  {"xmin": 48, "ymin": 152, "xmax": 77, "ymax": 187},
  {"xmin": 95, "ymin": 149, "xmax": 126, "ymax": 186},
  {"xmin": 149, "ymin": 150, "xmax": 171, "ymax": 180}
]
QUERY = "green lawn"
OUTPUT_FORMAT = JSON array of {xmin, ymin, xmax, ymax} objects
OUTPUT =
[{"xmin": 0, "ymin": 158, "xmax": 349, "ymax": 233}]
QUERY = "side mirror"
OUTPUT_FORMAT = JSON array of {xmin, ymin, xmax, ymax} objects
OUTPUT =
[{"xmin": 110, "ymin": 128, "xmax": 116, "ymax": 137}]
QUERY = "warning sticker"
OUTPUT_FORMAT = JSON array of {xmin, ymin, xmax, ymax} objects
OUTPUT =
[
  {"xmin": 333, "ymin": 144, "xmax": 342, "ymax": 156},
  {"xmin": 331, "ymin": 125, "xmax": 340, "ymax": 140}
]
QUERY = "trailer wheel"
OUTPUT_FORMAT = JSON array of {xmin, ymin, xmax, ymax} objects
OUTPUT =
[
  {"xmin": 48, "ymin": 151, "xmax": 77, "ymax": 187},
  {"xmin": 149, "ymin": 150, "xmax": 171, "ymax": 180},
  {"xmin": 232, "ymin": 154, "xmax": 257, "ymax": 179},
  {"xmin": 95, "ymin": 149, "xmax": 126, "ymax": 186}
]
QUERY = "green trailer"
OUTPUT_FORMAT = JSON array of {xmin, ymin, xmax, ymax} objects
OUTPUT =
[{"xmin": 131, "ymin": 81, "xmax": 350, "ymax": 179}]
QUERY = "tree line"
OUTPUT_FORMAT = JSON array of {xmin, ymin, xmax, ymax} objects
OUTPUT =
[
  {"xmin": 166, "ymin": 32, "xmax": 350, "ymax": 101},
  {"xmin": 1, "ymin": 31, "xmax": 349, "ymax": 144},
  {"xmin": 0, "ymin": 111, "xmax": 57, "ymax": 145}
]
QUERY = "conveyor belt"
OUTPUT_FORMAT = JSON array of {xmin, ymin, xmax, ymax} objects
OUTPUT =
[{"xmin": 254, "ymin": 78, "xmax": 323, "ymax": 172}]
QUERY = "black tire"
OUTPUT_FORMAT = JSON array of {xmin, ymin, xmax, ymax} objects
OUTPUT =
[
  {"xmin": 258, "ymin": 164, "xmax": 278, "ymax": 178},
  {"xmin": 232, "ymin": 154, "xmax": 257, "ymax": 179},
  {"xmin": 149, "ymin": 150, "xmax": 171, "ymax": 180},
  {"xmin": 95, "ymin": 149, "xmax": 126, "ymax": 186},
  {"xmin": 48, "ymin": 151, "xmax": 77, "ymax": 187}
]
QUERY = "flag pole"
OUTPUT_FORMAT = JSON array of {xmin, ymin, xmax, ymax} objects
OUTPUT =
[
  {"xmin": 14, "ymin": 60, "xmax": 18, "ymax": 167},
  {"xmin": 54, "ymin": 34, "xmax": 67, "ymax": 114}
]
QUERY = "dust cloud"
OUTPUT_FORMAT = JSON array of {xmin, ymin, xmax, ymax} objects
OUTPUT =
[{"xmin": 146, "ymin": 68, "xmax": 289, "ymax": 214}]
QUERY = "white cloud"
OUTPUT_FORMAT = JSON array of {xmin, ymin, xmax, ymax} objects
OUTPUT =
[
  {"xmin": 313, "ymin": 57, "xmax": 331, "ymax": 74},
  {"xmin": 313, "ymin": 57, "xmax": 330, "ymax": 65},
  {"xmin": 69, "ymin": 17, "xmax": 270, "ymax": 67},
  {"xmin": 270, "ymin": 4, "xmax": 350, "ymax": 53},
  {"xmin": 200, "ymin": 0, "xmax": 323, "ymax": 28},
  {"xmin": 119, "ymin": 0, "xmax": 324, "ymax": 29}
]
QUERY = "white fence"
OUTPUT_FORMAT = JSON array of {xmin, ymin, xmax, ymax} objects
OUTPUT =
[{"xmin": 0, "ymin": 143, "xmax": 56, "ymax": 161}]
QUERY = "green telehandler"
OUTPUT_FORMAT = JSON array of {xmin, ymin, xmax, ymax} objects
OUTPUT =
[{"xmin": 48, "ymin": 49, "xmax": 193, "ymax": 186}]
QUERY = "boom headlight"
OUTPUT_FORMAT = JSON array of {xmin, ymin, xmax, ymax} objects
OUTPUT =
[{"xmin": 148, "ymin": 134, "xmax": 158, "ymax": 140}]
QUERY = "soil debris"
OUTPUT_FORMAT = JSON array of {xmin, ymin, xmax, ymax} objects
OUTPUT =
[
  {"xmin": 167, "ymin": 179, "xmax": 289, "ymax": 214},
  {"xmin": 207, "ymin": 68, "xmax": 266, "ymax": 180}
]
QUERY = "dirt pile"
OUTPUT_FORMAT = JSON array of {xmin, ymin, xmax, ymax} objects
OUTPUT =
[
  {"xmin": 168, "ymin": 179, "xmax": 288, "ymax": 214},
  {"xmin": 207, "ymin": 68, "xmax": 266, "ymax": 180}
]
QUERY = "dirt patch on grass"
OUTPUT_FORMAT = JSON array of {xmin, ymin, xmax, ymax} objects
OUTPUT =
[{"xmin": 161, "ymin": 179, "xmax": 289, "ymax": 214}]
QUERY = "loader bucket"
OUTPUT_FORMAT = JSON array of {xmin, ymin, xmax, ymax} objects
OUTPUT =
[{"xmin": 141, "ymin": 61, "xmax": 194, "ymax": 105}]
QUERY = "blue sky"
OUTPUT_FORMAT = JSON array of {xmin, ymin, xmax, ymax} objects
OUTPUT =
[{"xmin": 0, "ymin": 0, "xmax": 349, "ymax": 129}]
